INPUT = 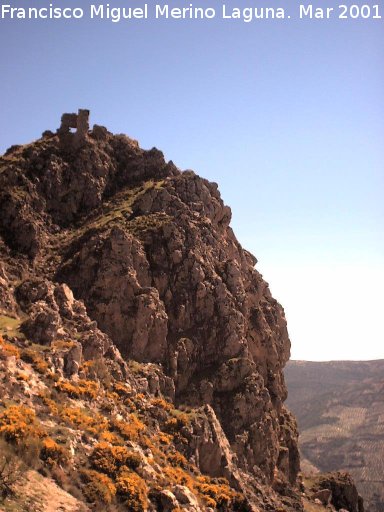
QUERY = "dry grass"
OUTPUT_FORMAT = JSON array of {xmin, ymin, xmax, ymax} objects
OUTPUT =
[
  {"xmin": 0, "ymin": 317, "xmax": 24, "ymax": 339},
  {"xmin": 303, "ymin": 497, "xmax": 326, "ymax": 512}
]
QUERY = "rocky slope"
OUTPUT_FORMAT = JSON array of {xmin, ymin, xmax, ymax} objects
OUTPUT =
[
  {"xmin": 285, "ymin": 360, "xmax": 384, "ymax": 512},
  {"xmin": 0, "ymin": 113, "xmax": 363, "ymax": 512}
]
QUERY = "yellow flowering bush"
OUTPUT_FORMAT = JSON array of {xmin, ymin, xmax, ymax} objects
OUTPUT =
[
  {"xmin": 162, "ymin": 466, "xmax": 194, "ymax": 487},
  {"xmin": 167, "ymin": 451, "xmax": 190, "ymax": 469},
  {"xmin": 0, "ymin": 336, "xmax": 20, "ymax": 359},
  {"xmin": 99, "ymin": 430, "xmax": 123, "ymax": 445},
  {"xmin": 81, "ymin": 469, "xmax": 116, "ymax": 505},
  {"xmin": 110, "ymin": 414, "xmax": 145, "ymax": 441},
  {"xmin": 21, "ymin": 348, "xmax": 49, "ymax": 374},
  {"xmin": 115, "ymin": 470, "xmax": 148, "ymax": 512},
  {"xmin": 156, "ymin": 432, "xmax": 173, "ymax": 445},
  {"xmin": 39, "ymin": 393, "xmax": 59, "ymax": 415},
  {"xmin": 40, "ymin": 437, "xmax": 68, "ymax": 466},
  {"xmin": 90, "ymin": 442, "xmax": 141, "ymax": 476},
  {"xmin": 51, "ymin": 340, "xmax": 76, "ymax": 351},
  {"xmin": 164, "ymin": 412, "xmax": 190, "ymax": 433},
  {"xmin": 55, "ymin": 379, "xmax": 98, "ymax": 400},
  {"xmin": 112, "ymin": 381, "xmax": 132, "ymax": 398},
  {"xmin": 196, "ymin": 478, "xmax": 242, "ymax": 509},
  {"xmin": 0, "ymin": 405, "xmax": 43, "ymax": 444},
  {"xmin": 60, "ymin": 407, "xmax": 108, "ymax": 434},
  {"xmin": 150, "ymin": 397, "xmax": 173, "ymax": 411}
]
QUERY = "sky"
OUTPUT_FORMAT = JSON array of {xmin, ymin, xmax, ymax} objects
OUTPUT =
[{"xmin": 0, "ymin": 0, "xmax": 383, "ymax": 361}]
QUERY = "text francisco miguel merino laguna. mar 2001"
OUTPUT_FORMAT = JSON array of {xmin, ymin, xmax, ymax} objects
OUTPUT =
[{"xmin": 1, "ymin": 2, "xmax": 383, "ymax": 21}]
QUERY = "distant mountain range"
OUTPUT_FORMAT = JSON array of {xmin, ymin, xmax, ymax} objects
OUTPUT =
[{"xmin": 285, "ymin": 359, "xmax": 384, "ymax": 512}]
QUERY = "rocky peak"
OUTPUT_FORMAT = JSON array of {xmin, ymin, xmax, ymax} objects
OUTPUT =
[{"xmin": 0, "ymin": 112, "xmax": 364, "ymax": 512}]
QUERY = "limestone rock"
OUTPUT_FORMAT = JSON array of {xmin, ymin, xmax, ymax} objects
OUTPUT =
[
  {"xmin": 21, "ymin": 301, "xmax": 62, "ymax": 345},
  {"xmin": 0, "ymin": 115, "xmax": 348, "ymax": 512},
  {"xmin": 0, "ymin": 120, "xmax": 297, "ymax": 486},
  {"xmin": 308, "ymin": 472, "xmax": 364, "ymax": 512},
  {"xmin": 59, "ymin": 227, "xmax": 168, "ymax": 363},
  {"xmin": 0, "ymin": 263, "xmax": 17, "ymax": 315},
  {"xmin": 173, "ymin": 485, "xmax": 201, "ymax": 507},
  {"xmin": 159, "ymin": 489, "xmax": 179, "ymax": 511},
  {"xmin": 15, "ymin": 278, "xmax": 126, "ymax": 376},
  {"xmin": 189, "ymin": 404, "xmax": 238, "ymax": 480},
  {"xmin": 311, "ymin": 488, "xmax": 332, "ymax": 505},
  {"xmin": 56, "ymin": 168, "xmax": 296, "ymax": 485}
]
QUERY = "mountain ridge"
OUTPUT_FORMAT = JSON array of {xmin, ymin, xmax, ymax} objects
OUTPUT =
[{"xmin": 0, "ymin": 111, "xmax": 364, "ymax": 512}]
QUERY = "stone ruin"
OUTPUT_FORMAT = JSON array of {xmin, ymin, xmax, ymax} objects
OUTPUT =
[{"xmin": 58, "ymin": 109, "xmax": 90, "ymax": 149}]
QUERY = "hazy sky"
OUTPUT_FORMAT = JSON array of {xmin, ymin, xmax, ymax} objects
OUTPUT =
[{"xmin": 0, "ymin": 0, "xmax": 383, "ymax": 360}]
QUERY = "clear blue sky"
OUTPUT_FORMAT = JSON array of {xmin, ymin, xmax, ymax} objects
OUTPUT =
[{"xmin": 1, "ymin": 0, "xmax": 383, "ymax": 360}]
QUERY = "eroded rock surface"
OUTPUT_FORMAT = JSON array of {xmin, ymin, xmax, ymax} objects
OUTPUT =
[{"xmin": 0, "ymin": 116, "xmax": 364, "ymax": 511}]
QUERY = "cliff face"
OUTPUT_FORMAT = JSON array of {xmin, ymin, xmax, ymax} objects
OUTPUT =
[{"xmin": 0, "ymin": 116, "xmax": 362, "ymax": 512}]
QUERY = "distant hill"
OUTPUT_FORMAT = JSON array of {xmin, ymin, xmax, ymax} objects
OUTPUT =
[{"xmin": 285, "ymin": 360, "xmax": 384, "ymax": 512}]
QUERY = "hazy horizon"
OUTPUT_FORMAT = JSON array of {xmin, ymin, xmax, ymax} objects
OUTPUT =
[{"xmin": 288, "ymin": 358, "xmax": 384, "ymax": 362}]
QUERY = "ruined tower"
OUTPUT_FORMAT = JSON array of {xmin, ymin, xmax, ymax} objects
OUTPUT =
[{"xmin": 58, "ymin": 109, "xmax": 90, "ymax": 149}]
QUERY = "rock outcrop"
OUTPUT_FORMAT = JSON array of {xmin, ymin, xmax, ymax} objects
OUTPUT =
[
  {"xmin": 0, "ymin": 113, "xmax": 364, "ymax": 512},
  {"xmin": 307, "ymin": 472, "xmax": 365, "ymax": 512}
]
